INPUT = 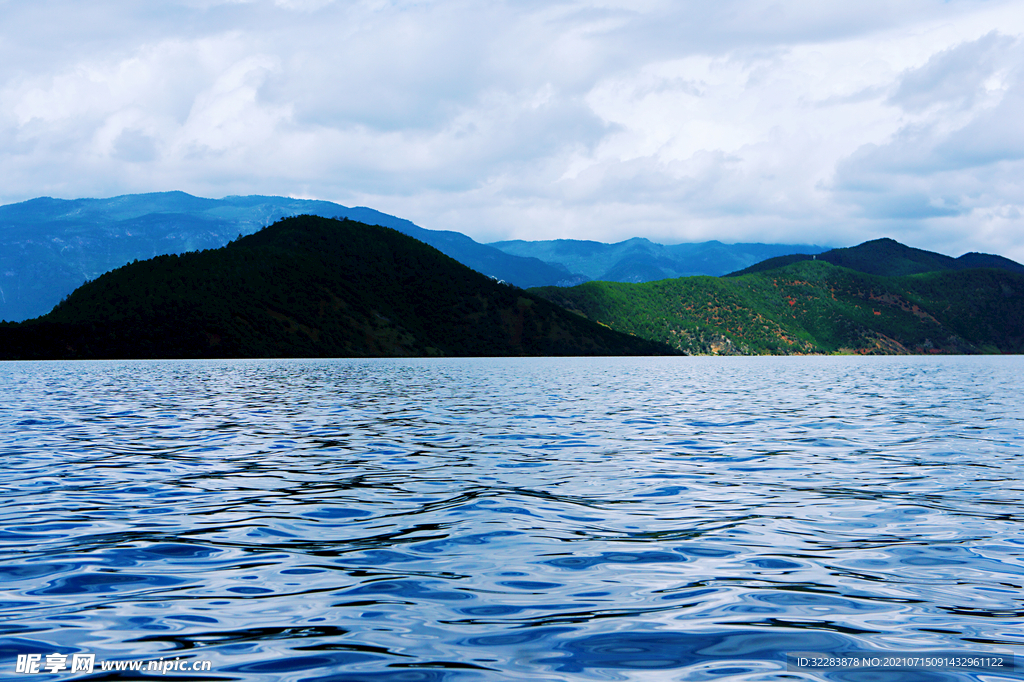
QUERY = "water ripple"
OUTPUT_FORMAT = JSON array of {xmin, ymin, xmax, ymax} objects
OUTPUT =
[{"xmin": 1, "ymin": 356, "xmax": 1022, "ymax": 681}]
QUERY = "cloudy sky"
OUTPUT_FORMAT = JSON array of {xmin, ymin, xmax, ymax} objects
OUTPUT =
[{"xmin": 2, "ymin": 0, "xmax": 1024, "ymax": 259}]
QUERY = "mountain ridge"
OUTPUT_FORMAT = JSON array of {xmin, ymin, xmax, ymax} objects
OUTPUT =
[
  {"xmin": 3, "ymin": 191, "xmax": 831, "ymax": 322},
  {"xmin": 726, "ymin": 237, "xmax": 1024, "ymax": 278},
  {"xmin": 0, "ymin": 192, "xmax": 571, "ymax": 322}
]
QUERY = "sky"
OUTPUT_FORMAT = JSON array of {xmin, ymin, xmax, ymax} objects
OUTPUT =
[{"xmin": 2, "ymin": 0, "xmax": 1024, "ymax": 260}]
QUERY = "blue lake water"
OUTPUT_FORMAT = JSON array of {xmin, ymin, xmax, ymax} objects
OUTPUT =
[{"xmin": 1, "ymin": 356, "xmax": 1022, "ymax": 681}]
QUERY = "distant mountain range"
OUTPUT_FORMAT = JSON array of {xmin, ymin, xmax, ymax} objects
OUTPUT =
[
  {"xmin": 532, "ymin": 238, "xmax": 1024, "ymax": 355},
  {"xmin": 0, "ymin": 215, "xmax": 674, "ymax": 359},
  {"xmin": 0, "ymin": 192, "xmax": 571, "ymax": 322},
  {"xmin": 1, "ymin": 191, "xmax": 827, "ymax": 322},
  {"xmin": 489, "ymin": 238, "xmax": 828, "ymax": 283}
]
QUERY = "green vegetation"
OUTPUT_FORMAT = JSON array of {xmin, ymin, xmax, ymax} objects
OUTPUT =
[
  {"xmin": 0, "ymin": 216, "xmax": 676, "ymax": 359},
  {"xmin": 532, "ymin": 258, "xmax": 1024, "ymax": 355}
]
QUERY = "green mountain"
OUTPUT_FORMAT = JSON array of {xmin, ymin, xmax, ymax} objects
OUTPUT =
[
  {"xmin": 727, "ymin": 237, "xmax": 1024, "ymax": 278},
  {"xmin": 488, "ymin": 237, "xmax": 828, "ymax": 283},
  {"xmin": 0, "ymin": 192, "xmax": 572, "ymax": 322},
  {"xmin": 0, "ymin": 215, "xmax": 675, "ymax": 359},
  {"xmin": 531, "ymin": 246, "xmax": 1024, "ymax": 355}
]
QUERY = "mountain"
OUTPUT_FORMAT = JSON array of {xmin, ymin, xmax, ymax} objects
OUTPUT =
[
  {"xmin": 0, "ymin": 192, "xmax": 571, "ymax": 322},
  {"xmin": 727, "ymin": 237, "xmax": 1024, "ymax": 278},
  {"xmin": 0, "ymin": 215, "xmax": 676, "ymax": 359},
  {"xmin": 531, "ymin": 241, "xmax": 1024, "ymax": 355},
  {"xmin": 488, "ymin": 237, "xmax": 829, "ymax": 283}
]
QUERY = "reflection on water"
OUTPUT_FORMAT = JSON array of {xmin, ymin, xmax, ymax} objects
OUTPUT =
[{"xmin": 1, "ymin": 356, "xmax": 1022, "ymax": 681}]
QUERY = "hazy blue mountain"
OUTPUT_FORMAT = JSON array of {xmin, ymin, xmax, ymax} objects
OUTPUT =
[
  {"xmin": 0, "ymin": 192, "xmax": 572, "ymax": 321},
  {"xmin": 488, "ymin": 237, "xmax": 830, "ymax": 283}
]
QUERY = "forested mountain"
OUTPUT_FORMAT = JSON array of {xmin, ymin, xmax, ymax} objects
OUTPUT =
[
  {"xmin": 0, "ymin": 192, "xmax": 570, "ymax": 321},
  {"xmin": 531, "ymin": 240, "xmax": 1024, "ymax": 355},
  {"xmin": 727, "ymin": 237, "xmax": 1024, "ymax": 278},
  {"xmin": 0, "ymin": 215, "xmax": 676, "ymax": 359},
  {"xmin": 489, "ymin": 237, "xmax": 829, "ymax": 283}
]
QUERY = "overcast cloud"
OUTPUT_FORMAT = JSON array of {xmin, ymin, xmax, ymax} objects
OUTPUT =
[{"xmin": 2, "ymin": 0, "xmax": 1024, "ymax": 259}]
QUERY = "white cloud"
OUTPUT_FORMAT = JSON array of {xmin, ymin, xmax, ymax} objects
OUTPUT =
[
  {"xmin": 2, "ymin": 0, "xmax": 1024, "ymax": 262},
  {"xmin": 888, "ymin": 31, "xmax": 1014, "ymax": 113}
]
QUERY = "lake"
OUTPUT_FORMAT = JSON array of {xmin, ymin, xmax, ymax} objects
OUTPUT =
[{"xmin": 1, "ymin": 356, "xmax": 1022, "ymax": 681}]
